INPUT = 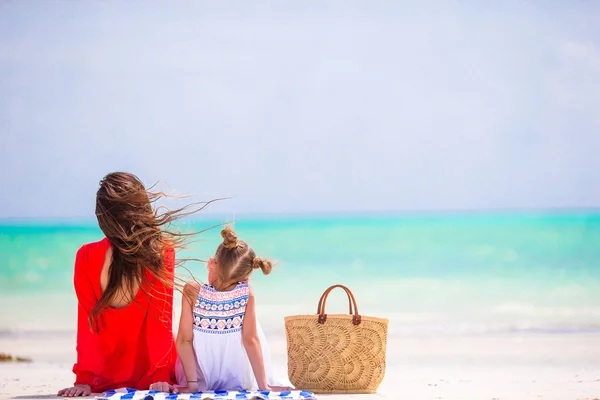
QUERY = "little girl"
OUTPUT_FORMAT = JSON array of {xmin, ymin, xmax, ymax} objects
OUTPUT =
[{"xmin": 166, "ymin": 226, "xmax": 290, "ymax": 393}]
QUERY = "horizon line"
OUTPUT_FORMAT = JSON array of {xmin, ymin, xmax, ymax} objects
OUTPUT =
[{"xmin": 1, "ymin": 206, "xmax": 599, "ymax": 223}]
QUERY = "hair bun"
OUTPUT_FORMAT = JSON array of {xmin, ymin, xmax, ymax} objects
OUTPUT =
[
  {"xmin": 220, "ymin": 226, "xmax": 238, "ymax": 249},
  {"xmin": 252, "ymin": 256, "xmax": 273, "ymax": 275}
]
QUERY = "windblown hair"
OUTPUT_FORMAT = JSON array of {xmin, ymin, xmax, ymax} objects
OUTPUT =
[
  {"xmin": 91, "ymin": 172, "xmax": 210, "ymax": 327},
  {"xmin": 211, "ymin": 225, "xmax": 273, "ymax": 290}
]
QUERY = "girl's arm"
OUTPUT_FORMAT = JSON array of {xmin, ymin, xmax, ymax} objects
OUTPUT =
[
  {"xmin": 241, "ymin": 286, "xmax": 269, "ymax": 391},
  {"xmin": 175, "ymin": 282, "xmax": 200, "ymax": 393}
]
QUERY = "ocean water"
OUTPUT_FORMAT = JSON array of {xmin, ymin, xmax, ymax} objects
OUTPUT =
[{"xmin": 1, "ymin": 212, "xmax": 600, "ymax": 336}]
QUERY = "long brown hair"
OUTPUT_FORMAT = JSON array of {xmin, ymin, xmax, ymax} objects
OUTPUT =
[
  {"xmin": 211, "ymin": 225, "xmax": 273, "ymax": 290},
  {"xmin": 90, "ymin": 172, "xmax": 210, "ymax": 327}
]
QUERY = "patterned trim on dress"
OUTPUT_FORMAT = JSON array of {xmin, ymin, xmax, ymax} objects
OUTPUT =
[{"xmin": 193, "ymin": 283, "xmax": 250, "ymax": 334}]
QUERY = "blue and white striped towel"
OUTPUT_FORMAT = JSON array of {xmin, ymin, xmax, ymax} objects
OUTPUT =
[{"xmin": 95, "ymin": 388, "xmax": 316, "ymax": 400}]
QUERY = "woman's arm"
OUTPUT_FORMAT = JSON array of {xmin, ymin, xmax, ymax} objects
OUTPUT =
[
  {"xmin": 58, "ymin": 246, "xmax": 99, "ymax": 397},
  {"xmin": 241, "ymin": 286, "xmax": 269, "ymax": 391},
  {"xmin": 175, "ymin": 282, "xmax": 200, "ymax": 393},
  {"xmin": 144, "ymin": 247, "xmax": 177, "ymax": 385}
]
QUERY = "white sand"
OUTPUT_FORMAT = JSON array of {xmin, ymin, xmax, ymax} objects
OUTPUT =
[{"xmin": 2, "ymin": 332, "xmax": 600, "ymax": 400}]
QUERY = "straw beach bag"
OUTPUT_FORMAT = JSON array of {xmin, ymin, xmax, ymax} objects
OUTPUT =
[{"xmin": 284, "ymin": 284, "xmax": 389, "ymax": 394}]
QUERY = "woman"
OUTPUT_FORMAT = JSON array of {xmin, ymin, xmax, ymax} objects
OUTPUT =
[{"xmin": 58, "ymin": 172, "xmax": 195, "ymax": 397}]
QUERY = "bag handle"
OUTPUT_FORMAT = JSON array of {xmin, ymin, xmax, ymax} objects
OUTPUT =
[
  {"xmin": 317, "ymin": 286, "xmax": 353, "ymax": 315},
  {"xmin": 316, "ymin": 284, "xmax": 361, "ymax": 325},
  {"xmin": 318, "ymin": 284, "xmax": 359, "ymax": 317}
]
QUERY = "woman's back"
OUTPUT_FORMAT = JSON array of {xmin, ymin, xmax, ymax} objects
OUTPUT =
[
  {"xmin": 98, "ymin": 245, "xmax": 140, "ymax": 309},
  {"xmin": 73, "ymin": 238, "xmax": 176, "ymax": 392}
]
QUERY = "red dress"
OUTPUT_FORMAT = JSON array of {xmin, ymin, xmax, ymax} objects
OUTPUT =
[{"xmin": 72, "ymin": 238, "xmax": 177, "ymax": 392}]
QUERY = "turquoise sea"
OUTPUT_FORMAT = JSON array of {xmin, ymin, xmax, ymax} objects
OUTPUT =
[{"xmin": 1, "ymin": 212, "xmax": 600, "ymax": 336}]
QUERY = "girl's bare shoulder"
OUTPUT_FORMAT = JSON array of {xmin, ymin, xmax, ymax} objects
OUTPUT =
[{"xmin": 183, "ymin": 280, "xmax": 201, "ymax": 301}]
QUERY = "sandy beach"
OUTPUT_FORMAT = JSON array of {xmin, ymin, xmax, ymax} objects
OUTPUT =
[
  {"xmin": 2, "ymin": 331, "xmax": 599, "ymax": 400},
  {"xmin": 2, "ymin": 293, "xmax": 600, "ymax": 399}
]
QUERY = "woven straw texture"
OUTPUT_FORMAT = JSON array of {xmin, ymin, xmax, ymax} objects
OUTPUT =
[{"xmin": 284, "ymin": 286, "xmax": 388, "ymax": 394}]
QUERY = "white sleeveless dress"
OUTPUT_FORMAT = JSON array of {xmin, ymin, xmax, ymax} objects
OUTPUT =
[{"xmin": 175, "ymin": 282, "xmax": 284, "ymax": 391}]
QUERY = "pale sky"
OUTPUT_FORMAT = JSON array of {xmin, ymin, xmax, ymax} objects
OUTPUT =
[{"xmin": 1, "ymin": 1, "xmax": 599, "ymax": 218}]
